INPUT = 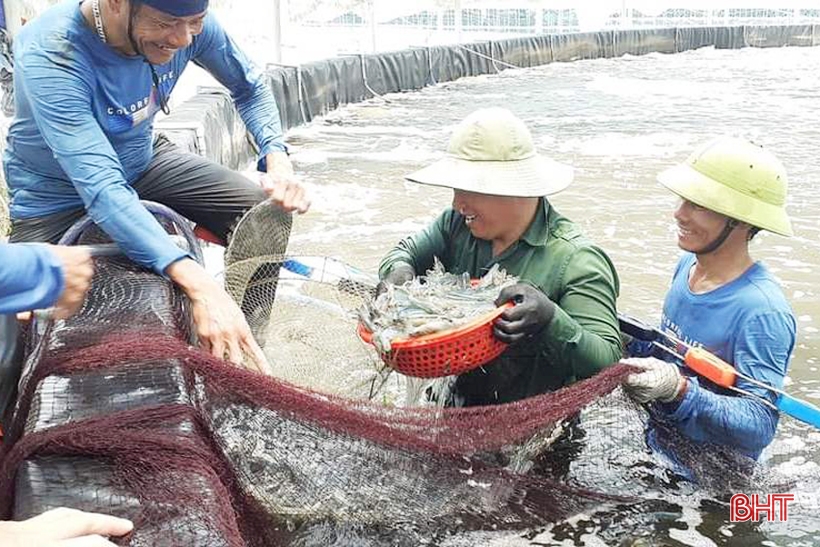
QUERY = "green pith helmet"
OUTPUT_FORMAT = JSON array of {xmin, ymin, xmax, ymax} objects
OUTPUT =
[{"xmin": 657, "ymin": 137, "xmax": 793, "ymax": 237}]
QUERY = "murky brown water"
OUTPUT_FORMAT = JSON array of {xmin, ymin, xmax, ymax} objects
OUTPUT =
[{"xmin": 281, "ymin": 45, "xmax": 820, "ymax": 545}]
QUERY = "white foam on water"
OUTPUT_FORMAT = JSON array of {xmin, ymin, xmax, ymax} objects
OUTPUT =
[
  {"xmin": 289, "ymin": 149, "xmax": 332, "ymax": 165},
  {"xmin": 669, "ymin": 506, "xmax": 716, "ymax": 547},
  {"xmin": 558, "ymin": 132, "xmax": 699, "ymax": 158},
  {"xmin": 295, "ymin": 123, "xmax": 434, "ymax": 137},
  {"xmin": 289, "ymin": 218, "xmax": 431, "ymax": 245},
  {"xmin": 587, "ymin": 73, "xmax": 740, "ymax": 102},
  {"xmin": 295, "ymin": 145, "xmax": 440, "ymax": 163},
  {"xmin": 347, "ymin": 142, "xmax": 441, "ymax": 163}
]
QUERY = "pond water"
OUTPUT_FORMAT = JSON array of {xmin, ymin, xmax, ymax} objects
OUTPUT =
[{"xmin": 279, "ymin": 44, "xmax": 820, "ymax": 546}]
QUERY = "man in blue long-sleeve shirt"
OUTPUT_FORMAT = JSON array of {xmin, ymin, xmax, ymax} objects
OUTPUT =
[
  {"xmin": 0, "ymin": 243, "xmax": 93, "ymax": 319},
  {"xmin": 623, "ymin": 136, "xmax": 796, "ymax": 461},
  {"xmin": 1, "ymin": 242, "xmax": 94, "ymax": 420},
  {"xmin": 4, "ymin": 0, "xmax": 309, "ymax": 366},
  {"xmin": 0, "ymin": 243, "xmax": 92, "ymax": 318}
]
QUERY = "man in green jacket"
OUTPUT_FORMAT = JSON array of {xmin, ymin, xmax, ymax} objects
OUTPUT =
[{"xmin": 379, "ymin": 108, "xmax": 622, "ymax": 406}]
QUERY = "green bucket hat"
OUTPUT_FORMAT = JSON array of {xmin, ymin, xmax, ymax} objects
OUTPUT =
[
  {"xmin": 658, "ymin": 136, "xmax": 793, "ymax": 237},
  {"xmin": 405, "ymin": 107, "xmax": 573, "ymax": 197}
]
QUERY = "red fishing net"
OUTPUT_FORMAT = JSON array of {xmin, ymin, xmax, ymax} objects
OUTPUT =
[{"xmin": 0, "ymin": 242, "xmax": 647, "ymax": 546}]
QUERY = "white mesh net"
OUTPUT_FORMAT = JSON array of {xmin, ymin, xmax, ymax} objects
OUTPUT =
[
  {"xmin": 0, "ymin": 118, "xmax": 8, "ymax": 238},
  {"xmin": 222, "ymin": 201, "xmax": 446, "ymax": 406}
]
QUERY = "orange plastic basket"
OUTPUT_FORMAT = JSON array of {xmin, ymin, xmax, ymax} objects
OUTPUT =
[{"xmin": 357, "ymin": 302, "xmax": 513, "ymax": 378}]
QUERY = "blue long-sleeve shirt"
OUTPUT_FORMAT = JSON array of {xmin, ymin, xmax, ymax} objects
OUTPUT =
[
  {"xmin": 3, "ymin": 0, "xmax": 285, "ymax": 274},
  {"xmin": 650, "ymin": 253, "xmax": 796, "ymax": 460},
  {"xmin": 0, "ymin": 243, "xmax": 63, "ymax": 313}
]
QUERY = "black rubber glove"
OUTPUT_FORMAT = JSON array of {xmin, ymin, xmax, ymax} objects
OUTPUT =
[
  {"xmin": 375, "ymin": 263, "xmax": 416, "ymax": 297},
  {"xmin": 493, "ymin": 282, "xmax": 556, "ymax": 344}
]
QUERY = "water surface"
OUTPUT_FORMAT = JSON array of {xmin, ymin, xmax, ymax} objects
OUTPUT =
[{"xmin": 280, "ymin": 45, "xmax": 820, "ymax": 546}]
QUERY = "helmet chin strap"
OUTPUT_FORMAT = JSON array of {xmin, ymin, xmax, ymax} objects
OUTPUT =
[{"xmin": 695, "ymin": 218, "xmax": 739, "ymax": 255}]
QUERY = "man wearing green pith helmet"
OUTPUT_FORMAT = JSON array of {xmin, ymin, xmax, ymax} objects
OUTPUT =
[
  {"xmin": 379, "ymin": 107, "xmax": 623, "ymax": 407},
  {"xmin": 623, "ymin": 137, "xmax": 797, "ymax": 460}
]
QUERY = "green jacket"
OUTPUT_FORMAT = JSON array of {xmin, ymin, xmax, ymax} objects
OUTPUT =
[{"xmin": 379, "ymin": 199, "xmax": 622, "ymax": 405}]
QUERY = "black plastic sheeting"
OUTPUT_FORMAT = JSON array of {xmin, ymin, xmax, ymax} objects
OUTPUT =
[
  {"xmin": 745, "ymin": 25, "xmax": 817, "ymax": 48},
  {"xmin": 13, "ymin": 362, "xmax": 193, "ymax": 521},
  {"xmin": 154, "ymin": 24, "xmax": 820, "ymax": 171},
  {"xmin": 156, "ymin": 86, "xmax": 251, "ymax": 169},
  {"xmin": 494, "ymin": 35, "xmax": 553, "ymax": 68},
  {"xmin": 256, "ymin": 67, "xmax": 296, "ymax": 132}
]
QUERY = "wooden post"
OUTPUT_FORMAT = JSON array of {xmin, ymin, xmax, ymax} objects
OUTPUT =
[
  {"xmin": 455, "ymin": 0, "xmax": 462, "ymax": 43},
  {"xmin": 272, "ymin": 0, "xmax": 282, "ymax": 64},
  {"xmin": 367, "ymin": 0, "xmax": 379, "ymax": 53},
  {"xmin": 4, "ymin": 0, "xmax": 22, "ymax": 37}
]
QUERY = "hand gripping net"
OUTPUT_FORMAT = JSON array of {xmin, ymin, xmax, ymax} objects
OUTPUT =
[{"xmin": 1, "ymin": 202, "xmax": 649, "ymax": 546}]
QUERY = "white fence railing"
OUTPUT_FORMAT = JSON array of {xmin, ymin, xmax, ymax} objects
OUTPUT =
[
  {"xmin": 220, "ymin": 3, "xmax": 820, "ymax": 65},
  {"xmin": 6, "ymin": 2, "xmax": 820, "ymax": 65}
]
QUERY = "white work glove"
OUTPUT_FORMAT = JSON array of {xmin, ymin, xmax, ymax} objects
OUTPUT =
[{"xmin": 622, "ymin": 357, "xmax": 687, "ymax": 404}]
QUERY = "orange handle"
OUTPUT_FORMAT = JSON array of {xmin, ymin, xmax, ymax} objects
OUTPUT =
[{"xmin": 683, "ymin": 347, "xmax": 738, "ymax": 388}]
